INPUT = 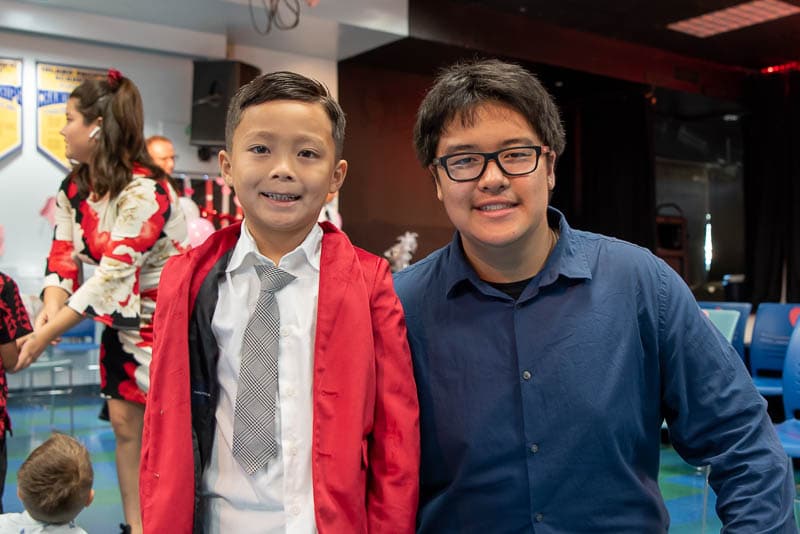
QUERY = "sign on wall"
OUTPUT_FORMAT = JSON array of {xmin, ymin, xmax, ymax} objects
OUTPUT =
[
  {"xmin": 0, "ymin": 58, "xmax": 23, "ymax": 163},
  {"xmin": 36, "ymin": 62, "xmax": 105, "ymax": 170}
]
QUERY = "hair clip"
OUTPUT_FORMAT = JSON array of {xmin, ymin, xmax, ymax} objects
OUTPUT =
[{"xmin": 107, "ymin": 68, "xmax": 123, "ymax": 89}]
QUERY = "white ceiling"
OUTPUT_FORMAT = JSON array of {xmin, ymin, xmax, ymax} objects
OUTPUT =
[{"xmin": 1, "ymin": 0, "xmax": 408, "ymax": 60}]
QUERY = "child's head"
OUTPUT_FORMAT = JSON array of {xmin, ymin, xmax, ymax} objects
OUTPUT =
[
  {"xmin": 17, "ymin": 433, "xmax": 94, "ymax": 524},
  {"xmin": 219, "ymin": 71, "xmax": 348, "ymax": 261},
  {"xmin": 224, "ymin": 71, "xmax": 345, "ymax": 158}
]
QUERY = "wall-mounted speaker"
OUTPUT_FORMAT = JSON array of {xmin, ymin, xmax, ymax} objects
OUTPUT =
[{"xmin": 190, "ymin": 60, "xmax": 261, "ymax": 147}]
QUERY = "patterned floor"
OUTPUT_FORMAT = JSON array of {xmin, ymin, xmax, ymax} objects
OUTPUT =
[{"xmin": 0, "ymin": 393, "xmax": 795, "ymax": 532}]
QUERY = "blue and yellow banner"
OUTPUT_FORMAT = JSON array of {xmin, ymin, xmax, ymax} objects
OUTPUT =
[
  {"xmin": 0, "ymin": 58, "xmax": 22, "ymax": 163},
  {"xmin": 36, "ymin": 62, "xmax": 105, "ymax": 170}
]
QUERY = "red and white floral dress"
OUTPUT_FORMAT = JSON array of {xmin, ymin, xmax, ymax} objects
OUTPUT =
[{"xmin": 43, "ymin": 164, "xmax": 188, "ymax": 404}]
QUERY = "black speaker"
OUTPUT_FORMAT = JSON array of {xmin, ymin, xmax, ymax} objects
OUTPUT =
[{"xmin": 190, "ymin": 60, "xmax": 261, "ymax": 147}]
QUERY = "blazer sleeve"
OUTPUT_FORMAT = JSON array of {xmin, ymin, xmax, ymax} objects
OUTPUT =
[{"xmin": 365, "ymin": 257, "xmax": 420, "ymax": 533}]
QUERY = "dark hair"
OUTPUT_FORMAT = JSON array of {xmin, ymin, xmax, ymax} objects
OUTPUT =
[
  {"xmin": 225, "ymin": 71, "xmax": 346, "ymax": 158},
  {"xmin": 18, "ymin": 433, "xmax": 93, "ymax": 524},
  {"xmin": 414, "ymin": 58, "xmax": 566, "ymax": 167},
  {"xmin": 70, "ymin": 73, "xmax": 164, "ymax": 198}
]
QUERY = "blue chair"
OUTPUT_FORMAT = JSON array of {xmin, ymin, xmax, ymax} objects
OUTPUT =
[
  {"xmin": 749, "ymin": 303, "xmax": 800, "ymax": 397},
  {"xmin": 702, "ymin": 308, "xmax": 740, "ymax": 344},
  {"xmin": 697, "ymin": 301, "xmax": 751, "ymax": 360},
  {"xmin": 773, "ymin": 323, "xmax": 800, "ymax": 457}
]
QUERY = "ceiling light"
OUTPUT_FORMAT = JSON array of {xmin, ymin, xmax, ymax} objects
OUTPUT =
[{"xmin": 667, "ymin": 0, "xmax": 800, "ymax": 38}]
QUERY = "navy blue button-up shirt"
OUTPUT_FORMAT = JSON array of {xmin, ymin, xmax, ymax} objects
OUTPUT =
[{"xmin": 394, "ymin": 208, "xmax": 795, "ymax": 533}]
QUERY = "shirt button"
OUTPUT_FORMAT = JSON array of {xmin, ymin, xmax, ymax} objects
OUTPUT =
[
  {"xmin": 290, "ymin": 505, "xmax": 301, "ymax": 516},
  {"xmin": 280, "ymin": 327, "xmax": 290, "ymax": 337},
  {"xmin": 290, "ymin": 446, "xmax": 298, "ymax": 456},
  {"xmin": 534, "ymin": 513, "xmax": 544, "ymax": 522},
  {"xmin": 285, "ymin": 387, "xmax": 295, "ymax": 397},
  {"xmin": 522, "ymin": 370, "xmax": 532, "ymax": 380},
  {"xmin": 530, "ymin": 443, "xmax": 539, "ymax": 453}
]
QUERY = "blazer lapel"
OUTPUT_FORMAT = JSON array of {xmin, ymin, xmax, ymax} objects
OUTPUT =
[{"xmin": 315, "ymin": 225, "xmax": 359, "ymax": 370}]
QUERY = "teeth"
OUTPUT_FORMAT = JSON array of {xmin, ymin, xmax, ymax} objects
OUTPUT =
[
  {"xmin": 479, "ymin": 204, "xmax": 510, "ymax": 211},
  {"xmin": 264, "ymin": 193, "xmax": 300, "ymax": 201}
]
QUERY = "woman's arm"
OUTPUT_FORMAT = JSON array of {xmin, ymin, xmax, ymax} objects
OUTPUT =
[{"xmin": 16, "ymin": 304, "xmax": 83, "ymax": 371}]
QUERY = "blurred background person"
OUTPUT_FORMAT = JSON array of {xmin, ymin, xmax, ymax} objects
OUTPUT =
[{"xmin": 145, "ymin": 135, "xmax": 176, "ymax": 176}]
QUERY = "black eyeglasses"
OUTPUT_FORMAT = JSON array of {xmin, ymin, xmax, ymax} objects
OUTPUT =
[{"xmin": 433, "ymin": 145, "xmax": 552, "ymax": 182}]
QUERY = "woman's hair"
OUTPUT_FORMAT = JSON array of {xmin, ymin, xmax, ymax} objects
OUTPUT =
[
  {"xmin": 70, "ymin": 70, "xmax": 164, "ymax": 198},
  {"xmin": 18, "ymin": 433, "xmax": 93, "ymax": 524}
]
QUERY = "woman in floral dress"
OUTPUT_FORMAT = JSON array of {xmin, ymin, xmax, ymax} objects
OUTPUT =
[{"xmin": 17, "ymin": 69, "xmax": 188, "ymax": 534}]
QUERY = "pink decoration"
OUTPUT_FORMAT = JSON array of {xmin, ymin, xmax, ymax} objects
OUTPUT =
[
  {"xmin": 205, "ymin": 180, "xmax": 213, "ymax": 210},
  {"xmin": 40, "ymin": 196, "xmax": 57, "ymax": 227},
  {"xmin": 187, "ymin": 217, "xmax": 215, "ymax": 248},
  {"xmin": 307, "ymin": 0, "xmax": 319, "ymax": 6}
]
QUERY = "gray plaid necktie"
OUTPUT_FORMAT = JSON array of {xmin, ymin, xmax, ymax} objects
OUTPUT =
[{"xmin": 231, "ymin": 263, "xmax": 295, "ymax": 475}]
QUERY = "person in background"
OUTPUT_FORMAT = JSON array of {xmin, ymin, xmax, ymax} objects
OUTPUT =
[
  {"xmin": 140, "ymin": 71, "xmax": 419, "ymax": 533},
  {"xmin": 145, "ymin": 135, "xmax": 176, "ymax": 176},
  {"xmin": 0, "ymin": 271, "xmax": 32, "ymax": 512},
  {"xmin": 394, "ymin": 58, "xmax": 796, "ymax": 532},
  {"xmin": 0, "ymin": 432, "xmax": 93, "ymax": 533},
  {"xmin": 17, "ymin": 69, "xmax": 188, "ymax": 534}
]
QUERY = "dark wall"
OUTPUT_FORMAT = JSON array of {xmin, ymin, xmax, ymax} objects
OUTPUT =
[{"xmin": 338, "ymin": 62, "xmax": 452, "ymax": 259}]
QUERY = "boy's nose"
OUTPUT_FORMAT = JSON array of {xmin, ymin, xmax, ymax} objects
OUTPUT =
[
  {"xmin": 270, "ymin": 157, "xmax": 295, "ymax": 180},
  {"xmin": 478, "ymin": 160, "xmax": 509, "ymax": 193}
]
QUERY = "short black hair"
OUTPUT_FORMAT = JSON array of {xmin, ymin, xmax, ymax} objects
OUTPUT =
[
  {"xmin": 414, "ymin": 58, "xmax": 566, "ymax": 167},
  {"xmin": 225, "ymin": 71, "xmax": 346, "ymax": 158}
]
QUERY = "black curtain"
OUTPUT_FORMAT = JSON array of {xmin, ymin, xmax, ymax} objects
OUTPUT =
[
  {"xmin": 554, "ymin": 91, "xmax": 655, "ymax": 249},
  {"xmin": 743, "ymin": 72, "xmax": 800, "ymax": 305}
]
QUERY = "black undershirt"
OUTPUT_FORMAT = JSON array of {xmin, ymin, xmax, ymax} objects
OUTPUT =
[{"xmin": 487, "ymin": 277, "xmax": 534, "ymax": 300}]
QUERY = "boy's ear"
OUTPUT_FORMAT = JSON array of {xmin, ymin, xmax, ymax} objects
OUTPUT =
[
  {"xmin": 86, "ymin": 488, "xmax": 95, "ymax": 507},
  {"xmin": 218, "ymin": 149, "xmax": 233, "ymax": 186},
  {"xmin": 329, "ymin": 159, "xmax": 347, "ymax": 193}
]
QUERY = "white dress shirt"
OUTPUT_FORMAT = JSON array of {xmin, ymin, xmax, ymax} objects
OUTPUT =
[{"xmin": 201, "ymin": 221, "xmax": 321, "ymax": 534}]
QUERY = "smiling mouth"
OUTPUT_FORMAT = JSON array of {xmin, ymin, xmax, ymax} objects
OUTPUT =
[
  {"xmin": 477, "ymin": 203, "xmax": 514, "ymax": 211},
  {"xmin": 261, "ymin": 192, "xmax": 300, "ymax": 201}
]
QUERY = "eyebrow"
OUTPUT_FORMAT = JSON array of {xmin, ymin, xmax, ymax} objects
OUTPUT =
[
  {"xmin": 441, "ymin": 138, "xmax": 538, "ymax": 154},
  {"xmin": 240, "ymin": 131, "xmax": 327, "ymax": 146}
]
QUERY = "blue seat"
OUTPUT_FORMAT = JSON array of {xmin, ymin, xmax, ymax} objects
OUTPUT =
[
  {"xmin": 773, "ymin": 323, "xmax": 800, "ymax": 457},
  {"xmin": 749, "ymin": 303, "xmax": 800, "ymax": 397},
  {"xmin": 697, "ymin": 301, "xmax": 751, "ymax": 360},
  {"xmin": 702, "ymin": 308, "xmax": 740, "ymax": 344}
]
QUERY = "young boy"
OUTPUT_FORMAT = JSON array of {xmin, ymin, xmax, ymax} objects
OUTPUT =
[
  {"xmin": 140, "ymin": 71, "xmax": 419, "ymax": 533},
  {"xmin": 0, "ymin": 271, "xmax": 33, "ymax": 512},
  {"xmin": 0, "ymin": 432, "xmax": 94, "ymax": 532}
]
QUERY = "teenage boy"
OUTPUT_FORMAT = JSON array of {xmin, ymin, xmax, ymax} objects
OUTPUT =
[
  {"xmin": 394, "ymin": 58, "xmax": 795, "ymax": 532},
  {"xmin": 140, "ymin": 71, "xmax": 419, "ymax": 534}
]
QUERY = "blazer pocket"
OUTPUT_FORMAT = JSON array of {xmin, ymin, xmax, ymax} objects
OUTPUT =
[{"xmin": 361, "ymin": 439, "xmax": 369, "ymax": 470}]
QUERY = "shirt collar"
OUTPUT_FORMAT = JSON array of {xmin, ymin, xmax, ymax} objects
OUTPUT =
[
  {"xmin": 226, "ymin": 220, "xmax": 322, "ymax": 274},
  {"xmin": 444, "ymin": 207, "xmax": 592, "ymax": 298}
]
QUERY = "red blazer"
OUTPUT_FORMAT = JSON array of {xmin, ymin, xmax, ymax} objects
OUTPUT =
[{"xmin": 140, "ymin": 222, "xmax": 419, "ymax": 533}]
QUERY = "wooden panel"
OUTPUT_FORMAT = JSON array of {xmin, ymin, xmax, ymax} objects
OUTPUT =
[{"xmin": 338, "ymin": 62, "xmax": 454, "ymax": 260}]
